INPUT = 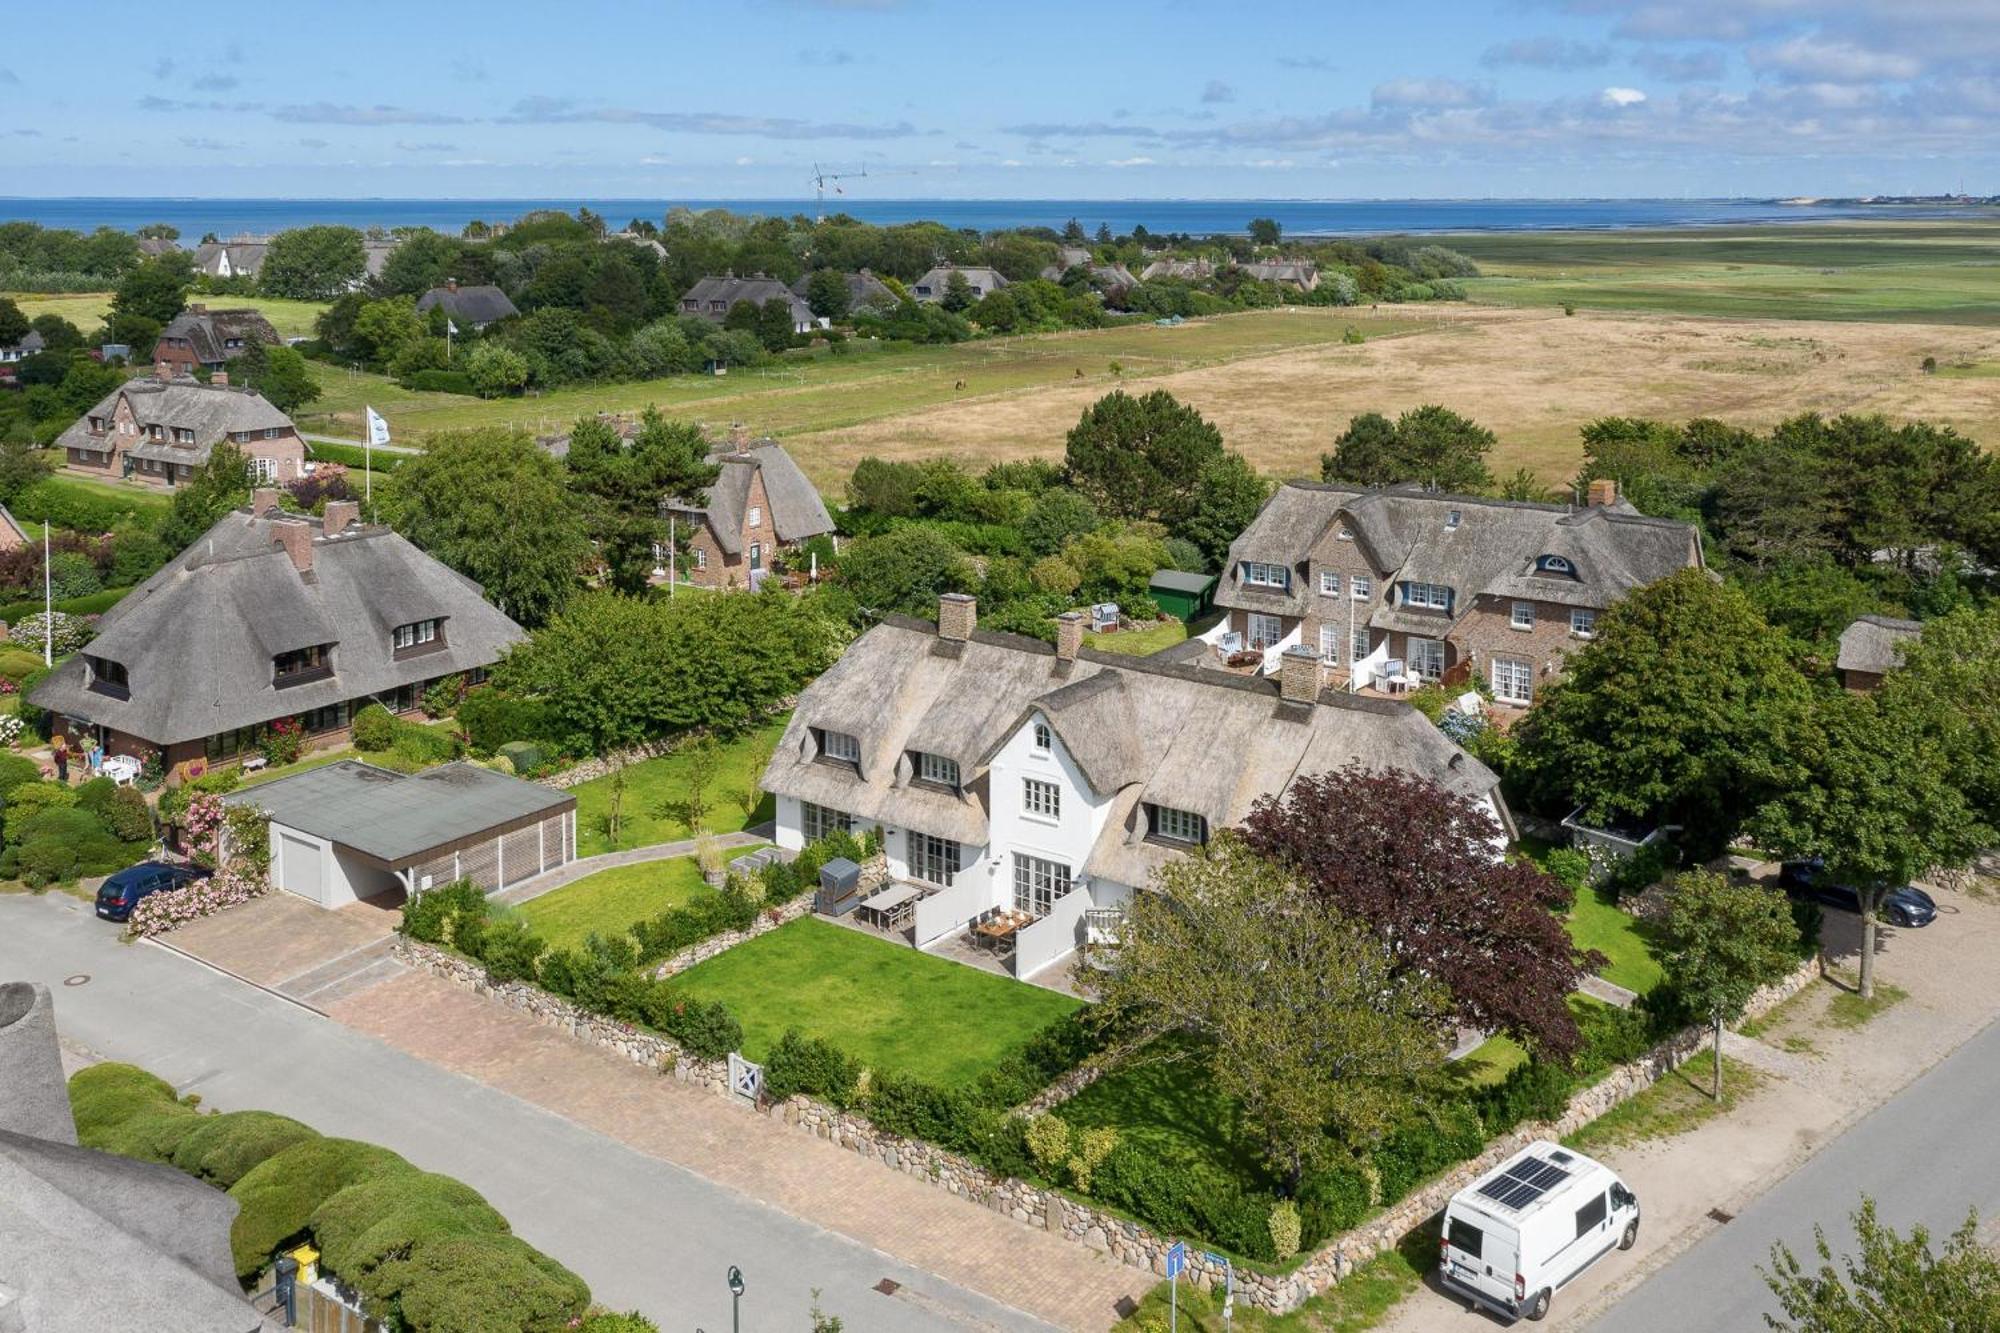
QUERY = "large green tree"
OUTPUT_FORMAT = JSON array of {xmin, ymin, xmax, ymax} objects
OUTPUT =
[
  {"xmin": 0, "ymin": 298, "xmax": 28, "ymax": 347},
  {"xmin": 1761, "ymin": 1198, "xmax": 2000, "ymax": 1332},
  {"xmin": 1658, "ymin": 870, "xmax": 1799, "ymax": 1099},
  {"xmin": 833, "ymin": 525, "xmax": 975, "ymax": 617},
  {"xmin": 1064, "ymin": 389, "xmax": 1226, "ymax": 527},
  {"xmin": 1084, "ymin": 835, "xmax": 1445, "ymax": 1191},
  {"xmin": 1513, "ymin": 569, "xmax": 1812, "ymax": 856},
  {"xmin": 803, "ymin": 269, "xmax": 851, "ymax": 321},
  {"xmin": 160, "ymin": 444, "xmax": 252, "ymax": 550},
  {"xmin": 1321, "ymin": 405, "xmax": 1495, "ymax": 494},
  {"xmin": 565, "ymin": 409, "xmax": 719, "ymax": 594},
  {"xmin": 259, "ymin": 225, "xmax": 367, "ymax": 300},
  {"xmin": 1176, "ymin": 451, "xmax": 1270, "ymax": 570},
  {"xmin": 232, "ymin": 343, "xmax": 321, "ymax": 415},
  {"xmin": 106, "ymin": 254, "xmax": 191, "ymax": 350},
  {"xmin": 383, "ymin": 428, "xmax": 590, "ymax": 627}
]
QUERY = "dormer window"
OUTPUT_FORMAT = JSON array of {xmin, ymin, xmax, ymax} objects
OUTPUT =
[
  {"xmin": 86, "ymin": 655, "xmax": 130, "ymax": 699},
  {"xmin": 1336, "ymin": 527, "xmax": 1354, "ymax": 541},
  {"xmin": 912, "ymin": 750, "xmax": 960, "ymax": 791},
  {"xmin": 1242, "ymin": 561, "xmax": 1289, "ymax": 589},
  {"xmin": 815, "ymin": 728, "xmax": 861, "ymax": 769},
  {"xmin": 1536, "ymin": 554, "xmax": 1575, "ymax": 577},
  {"xmin": 1404, "ymin": 582, "xmax": 1451, "ymax": 612},
  {"xmin": 1146, "ymin": 804, "xmax": 1208, "ymax": 846},
  {"xmin": 393, "ymin": 618, "xmax": 441, "ymax": 653},
  {"xmin": 1445, "ymin": 510, "xmax": 1461, "ymax": 530},
  {"xmin": 273, "ymin": 643, "xmax": 333, "ymax": 687}
]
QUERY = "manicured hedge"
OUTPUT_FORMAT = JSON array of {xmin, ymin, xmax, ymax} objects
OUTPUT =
[
  {"xmin": 67, "ymin": 1062, "xmax": 590, "ymax": 1330},
  {"xmin": 304, "ymin": 439, "xmax": 407, "ymax": 473},
  {"xmin": 0, "ymin": 585, "xmax": 130, "ymax": 625},
  {"xmin": 10, "ymin": 477, "xmax": 167, "ymax": 532}
]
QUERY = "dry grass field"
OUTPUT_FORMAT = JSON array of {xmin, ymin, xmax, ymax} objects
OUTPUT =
[{"xmin": 785, "ymin": 304, "xmax": 2000, "ymax": 492}]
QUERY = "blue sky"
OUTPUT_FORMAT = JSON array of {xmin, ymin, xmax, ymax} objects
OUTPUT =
[{"xmin": 3, "ymin": 0, "xmax": 1997, "ymax": 199}]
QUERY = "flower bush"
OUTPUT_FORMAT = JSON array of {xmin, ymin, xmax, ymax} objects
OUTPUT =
[
  {"xmin": 0, "ymin": 714, "xmax": 21, "ymax": 746},
  {"xmin": 259, "ymin": 717, "xmax": 305, "ymax": 767},
  {"xmin": 127, "ymin": 865, "xmax": 268, "ymax": 937},
  {"xmin": 8, "ymin": 611, "xmax": 92, "ymax": 655},
  {"xmin": 127, "ymin": 795, "xmax": 271, "ymax": 937}
]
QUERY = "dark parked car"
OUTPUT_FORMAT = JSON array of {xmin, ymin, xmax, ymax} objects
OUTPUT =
[
  {"xmin": 1778, "ymin": 858, "xmax": 1936, "ymax": 927},
  {"xmin": 94, "ymin": 861, "xmax": 210, "ymax": 923}
]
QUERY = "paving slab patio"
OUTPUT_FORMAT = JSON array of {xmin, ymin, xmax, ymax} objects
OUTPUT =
[
  {"xmin": 159, "ymin": 889, "xmax": 402, "ymax": 992},
  {"xmin": 328, "ymin": 969, "xmax": 1151, "ymax": 1331}
]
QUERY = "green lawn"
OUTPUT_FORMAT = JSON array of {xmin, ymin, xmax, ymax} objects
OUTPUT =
[
  {"xmin": 1565, "ymin": 886, "xmax": 1665, "ymax": 995},
  {"xmin": 1451, "ymin": 1034, "xmax": 1530, "ymax": 1088},
  {"xmin": 513, "ymin": 849, "xmax": 766, "ymax": 953},
  {"xmin": 667, "ymin": 916, "xmax": 1082, "ymax": 1086},
  {"xmin": 569, "ymin": 718, "xmax": 785, "ymax": 857},
  {"xmin": 1826, "ymin": 981, "xmax": 1909, "ymax": 1029},
  {"xmin": 31, "ymin": 473, "xmax": 174, "ymax": 517},
  {"xmin": 1059, "ymin": 1035, "xmax": 1280, "ymax": 1192},
  {"xmin": 1449, "ymin": 221, "xmax": 2000, "ymax": 325},
  {"xmin": 1086, "ymin": 619, "xmax": 1188, "ymax": 657},
  {"xmin": 6, "ymin": 292, "xmax": 330, "ymax": 339}
]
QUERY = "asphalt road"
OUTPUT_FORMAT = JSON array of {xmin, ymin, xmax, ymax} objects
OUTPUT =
[
  {"xmin": 1590, "ymin": 1013, "xmax": 2000, "ymax": 1331},
  {"xmin": 0, "ymin": 892, "xmax": 1052, "ymax": 1333}
]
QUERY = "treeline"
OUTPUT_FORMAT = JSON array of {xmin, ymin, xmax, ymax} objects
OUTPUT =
[{"xmin": 0, "ymin": 221, "xmax": 148, "ymax": 292}]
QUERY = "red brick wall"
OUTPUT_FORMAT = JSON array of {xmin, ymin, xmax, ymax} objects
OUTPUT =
[
  {"xmin": 1302, "ymin": 528, "xmax": 1384, "ymax": 664},
  {"xmin": 1449, "ymin": 596, "xmax": 1590, "ymax": 705}
]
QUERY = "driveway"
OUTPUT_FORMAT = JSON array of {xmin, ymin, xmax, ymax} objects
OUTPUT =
[
  {"xmin": 1373, "ymin": 880, "xmax": 2000, "ymax": 1332},
  {"xmin": 157, "ymin": 890, "xmax": 405, "ymax": 1010},
  {"xmin": 0, "ymin": 892, "xmax": 1071, "ymax": 1333}
]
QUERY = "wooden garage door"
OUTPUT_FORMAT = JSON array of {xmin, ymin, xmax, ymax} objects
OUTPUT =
[{"xmin": 278, "ymin": 832, "xmax": 324, "ymax": 904}]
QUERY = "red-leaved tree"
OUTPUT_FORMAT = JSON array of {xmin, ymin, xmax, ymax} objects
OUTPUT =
[{"xmin": 1241, "ymin": 765, "xmax": 1599, "ymax": 1058}]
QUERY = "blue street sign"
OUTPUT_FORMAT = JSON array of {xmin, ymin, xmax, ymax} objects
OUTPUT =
[
  {"xmin": 1165, "ymin": 1241, "xmax": 1187, "ymax": 1278},
  {"xmin": 1204, "ymin": 1251, "xmax": 1227, "ymax": 1267}
]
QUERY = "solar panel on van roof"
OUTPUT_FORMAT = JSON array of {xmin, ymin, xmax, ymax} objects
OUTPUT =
[{"xmin": 1474, "ymin": 1154, "xmax": 1572, "ymax": 1212}]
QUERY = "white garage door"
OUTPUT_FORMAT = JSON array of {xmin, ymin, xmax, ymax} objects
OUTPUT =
[{"xmin": 277, "ymin": 832, "xmax": 325, "ymax": 905}]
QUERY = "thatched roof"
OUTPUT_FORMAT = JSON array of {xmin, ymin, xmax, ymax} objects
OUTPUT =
[{"xmin": 1836, "ymin": 615, "xmax": 1923, "ymax": 675}]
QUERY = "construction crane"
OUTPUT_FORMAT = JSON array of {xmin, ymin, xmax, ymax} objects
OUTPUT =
[{"xmin": 809, "ymin": 163, "xmax": 864, "ymax": 222}]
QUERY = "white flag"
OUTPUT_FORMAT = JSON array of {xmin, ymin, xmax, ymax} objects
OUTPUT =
[
  {"xmin": 446, "ymin": 319, "xmax": 459, "ymax": 337},
  {"xmin": 365, "ymin": 406, "xmax": 391, "ymax": 447}
]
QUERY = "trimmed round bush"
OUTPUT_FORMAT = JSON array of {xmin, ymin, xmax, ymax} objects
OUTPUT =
[
  {"xmin": 376, "ymin": 1234, "xmax": 590, "ymax": 1333},
  {"xmin": 309, "ymin": 1168, "xmax": 510, "ymax": 1289},
  {"xmin": 0, "ymin": 753, "xmax": 43, "ymax": 795},
  {"xmin": 170, "ymin": 1110, "xmax": 321, "ymax": 1188},
  {"xmin": 66, "ymin": 1062, "xmax": 179, "ymax": 1140},
  {"xmin": 350, "ymin": 704, "xmax": 397, "ymax": 751},
  {"xmin": 577, "ymin": 1313, "xmax": 661, "ymax": 1333},
  {"xmin": 228, "ymin": 1136, "xmax": 409, "ymax": 1279},
  {"xmin": 5, "ymin": 781, "xmax": 77, "ymax": 831},
  {"xmin": 96, "ymin": 1107, "xmax": 207, "ymax": 1164}
]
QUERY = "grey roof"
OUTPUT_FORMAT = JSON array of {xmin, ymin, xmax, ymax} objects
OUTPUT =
[
  {"xmin": 762, "ymin": 615, "xmax": 1503, "ymax": 866},
  {"xmin": 680, "ymin": 274, "xmax": 815, "ymax": 325},
  {"xmin": 190, "ymin": 238, "xmax": 269, "ymax": 278},
  {"xmin": 30, "ymin": 507, "xmax": 528, "ymax": 747},
  {"xmin": 910, "ymin": 265, "xmax": 1009, "ymax": 299},
  {"xmin": 2, "ymin": 329, "xmax": 45, "ymax": 356},
  {"xmin": 1139, "ymin": 258, "xmax": 1214, "ymax": 282},
  {"xmin": 789, "ymin": 268, "xmax": 897, "ymax": 308},
  {"xmin": 1836, "ymin": 615, "xmax": 1923, "ymax": 675},
  {"xmin": 1217, "ymin": 483, "xmax": 1701, "ymax": 619},
  {"xmin": 135, "ymin": 236, "xmax": 181, "ymax": 257},
  {"xmin": 670, "ymin": 441, "xmax": 834, "ymax": 554},
  {"xmin": 0, "ymin": 983, "xmax": 260, "ymax": 1333},
  {"xmin": 226, "ymin": 760, "xmax": 573, "ymax": 867},
  {"xmin": 1149, "ymin": 569, "xmax": 1217, "ymax": 595},
  {"xmin": 362, "ymin": 238, "xmax": 400, "ymax": 278},
  {"xmin": 1240, "ymin": 260, "xmax": 1318, "ymax": 286},
  {"xmin": 56, "ymin": 375, "xmax": 294, "ymax": 462},
  {"xmin": 415, "ymin": 283, "xmax": 519, "ymax": 326},
  {"xmin": 154, "ymin": 306, "xmax": 279, "ymax": 364}
]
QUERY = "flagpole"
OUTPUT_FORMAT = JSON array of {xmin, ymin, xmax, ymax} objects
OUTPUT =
[
  {"xmin": 668, "ymin": 512, "xmax": 676, "ymax": 598},
  {"xmin": 42, "ymin": 521, "xmax": 51, "ymax": 667}
]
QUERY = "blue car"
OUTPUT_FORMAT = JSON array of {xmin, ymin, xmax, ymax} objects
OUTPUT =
[
  {"xmin": 95, "ymin": 861, "xmax": 210, "ymax": 923},
  {"xmin": 1778, "ymin": 858, "xmax": 1937, "ymax": 928}
]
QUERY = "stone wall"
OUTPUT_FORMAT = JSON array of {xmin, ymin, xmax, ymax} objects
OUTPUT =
[
  {"xmin": 649, "ymin": 894, "xmax": 817, "ymax": 980},
  {"xmin": 395, "ymin": 935, "xmax": 1822, "ymax": 1315}
]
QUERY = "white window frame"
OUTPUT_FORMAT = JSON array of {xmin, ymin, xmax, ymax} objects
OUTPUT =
[
  {"xmin": 819, "ymin": 730, "xmax": 861, "ymax": 765},
  {"xmin": 801, "ymin": 800, "xmax": 854, "ymax": 843},
  {"xmin": 1511, "ymin": 601, "xmax": 1537, "ymax": 631},
  {"xmin": 1351, "ymin": 627, "xmax": 1372, "ymax": 664},
  {"xmin": 1243, "ymin": 561, "xmax": 1289, "ymax": 589},
  {"xmin": 1350, "ymin": 575, "xmax": 1372, "ymax": 601},
  {"xmin": 1032, "ymin": 720, "xmax": 1052, "ymax": 752},
  {"xmin": 1246, "ymin": 612, "xmax": 1285, "ymax": 651},
  {"xmin": 1336, "ymin": 527, "xmax": 1354, "ymax": 541},
  {"xmin": 911, "ymin": 832, "xmax": 960, "ymax": 887},
  {"xmin": 1023, "ymin": 777, "xmax": 1061, "ymax": 820},
  {"xmin": 1012, "ymin": 853, "xmax": 1071, "ymax": 918},
  {"xmin": 1405, "ymin": 582, "xmax": 1451, "ymax": 612},
  {"xmin": 915, "ymin": 751, "xmax": 960, "ymax": 789},
  {"xmin": 1409, "ymin": 637, "xmax": 1447, "ymax": 681},
  {"xmin": 393, "ymin": 619, "xmax": 438, "ymax": 651},
  {"xmin": 1492, "ymin": 656, "xmax": 1534, "ymax": 705},
  {"xmin": 1570, "ymin": 607, "xmax": 1597, "ymax": 638},
  {"xmin": 747, "ymin": 505, "xmax": 762, "ymax": 528},
  {"xmin": 1446, "ymin": 509, "xmax": 1461, "ymax": 529},
  {"xmin": 1319, "ymin": 570, "xmax": 1341, "ymax": 597},
  {"xmin": 1149, "ymin": 805, "xmax": 1206, "ymax": 845},
  {"xmin": 1538, "ymin": 554, "xmax": 1573, "ymax": 575},
  {"xmin": 1319, "ymin": 624, "xmax": 1341, "ymax": 662},
  {"xmin": 251, "ymin": 456, "xmax": 277, "ymax": 484}
]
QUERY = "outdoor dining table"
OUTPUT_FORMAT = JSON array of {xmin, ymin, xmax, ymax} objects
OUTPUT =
[
  {"xmin": 858, "ymin": 884, "xmax": 920, "ymax": 929},
  {"xmin": 972, "ymin": 910, "xmax": 1033, "ymax": 950}
]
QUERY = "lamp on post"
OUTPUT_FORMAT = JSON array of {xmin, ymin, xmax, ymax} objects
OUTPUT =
[{"xmin": 727, "ymin": 1265, "xmax": 745, "ymax": 1333}]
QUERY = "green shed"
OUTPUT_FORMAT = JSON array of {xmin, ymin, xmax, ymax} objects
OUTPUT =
[{"xmin": 1149, "ymin": 569, "xmax": 1218, "ymax": 623}]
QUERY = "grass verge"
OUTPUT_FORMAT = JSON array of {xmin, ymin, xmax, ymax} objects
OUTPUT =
[
  {"xmin": 1826, "ymin": 982, "xmax": 1909, "ymax": 1029},
  {"xmin": 1565, "ymin": 1056, "xmax": 1764, "ymax": 1153},
  {"xmin": 667, "ymin": 916, "xmax": 1081, "ymax": 1086},
  {"xmin": 1113, "ymin": 1224, "xmax": 1435, "ymax": 1331},
  {"xmin": 568, "ymin": 719, "xmax": 785, "ymax": 857}
]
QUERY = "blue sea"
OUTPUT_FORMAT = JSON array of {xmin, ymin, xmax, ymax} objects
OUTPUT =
[{"xmin": 2, "ymin": 197, "xmax": 1991, "ymax": 238}]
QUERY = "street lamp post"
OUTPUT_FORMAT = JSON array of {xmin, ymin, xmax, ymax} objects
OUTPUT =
[{"xmin": 727, "ymin": 1265, "xmax": 745, "ymax": 1333}]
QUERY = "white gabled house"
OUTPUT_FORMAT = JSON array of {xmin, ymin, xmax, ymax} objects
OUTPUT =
[{"xmin": 762, "ymin": 593, "xmax": 1511, "ymax": 981}]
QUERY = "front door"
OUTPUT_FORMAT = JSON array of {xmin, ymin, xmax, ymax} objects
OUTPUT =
[
  {"xmin": 1409, "ymin": 637, "xmax": 1447, "ymax": 681},
  {"xmin": 1246, "ymin": 613, "xmax": 1285, "ymax": 651},
  {"xmin": 749, "ymin": 541, "xmax": 764, "ymax": 572}
]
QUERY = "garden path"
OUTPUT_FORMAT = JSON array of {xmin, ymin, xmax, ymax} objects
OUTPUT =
[
  {"xmin": 330, "ymin": 968, "xmax": 1153, "ymax": 1331},
  {"xmin": 491, "ymin": 827, "xmax": 771, "ymax": 907}
]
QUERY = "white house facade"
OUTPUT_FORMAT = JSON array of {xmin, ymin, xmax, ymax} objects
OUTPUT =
[{"xmin": 764, "ymin": 594, "xmax": 1510, "ymax": 980}]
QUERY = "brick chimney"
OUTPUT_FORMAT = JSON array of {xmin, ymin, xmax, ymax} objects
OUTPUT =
[
  {"xmin": 188, "ymin": 303, "xmax": 207, "ymax": 314},
  {"xmin": 153, "ymin": 359, "xmax": 174, "ymax": 382},
  {"xmin": 211, "ymin": 369, "xmax": 228, "ymax": 386},
  {"xmin": 250, "ymin": 488, "xmax": 282, "ymax": 518},
  {"xmin": 445, "ymin": 277, "xmax": 459, "ymax": 293},
  {"xmin": 729, "ymin": 421, "xmax": 750, "ymax": 448},
  {"xmin": 323, "ymin": 499, "xmax": 360, "ymax": 537},
  {"xmin": 1278, "ymin": 644, "xmax": 1322, "ymax": 706},
  {"xmin": 271, "ymin": 521, "xmax": 314, "ymax": 574},
  {"xmin": 1054, "ymin": 610, "xmax": 1085, "ymax": 662},
  {"xmin": 938, "ymin": 592, "xmax": 976, "ymax": 642},
  {"xmin": 1586, "ymin": 478, "xmax": 1619, "ymax": 507}
]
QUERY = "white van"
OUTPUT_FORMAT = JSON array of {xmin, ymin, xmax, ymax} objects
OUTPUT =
[{"xmin": 1439, "ymin": 1140, "xmax": 1640, "ymax": 1323}]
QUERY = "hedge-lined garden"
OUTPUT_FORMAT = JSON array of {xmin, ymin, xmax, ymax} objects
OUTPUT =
[{"xmin": 67, "ymin": 1062, "xmax": 656, "ymax": 1332}]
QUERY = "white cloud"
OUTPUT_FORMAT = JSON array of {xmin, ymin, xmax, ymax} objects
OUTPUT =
[
  {"xmin": 1601, "ymin": 86, "xmax": 1649, "ymax": 106},
  {"xmin": 1000, "ymin": 158, "xmax": 1024, "ymax": 167},
  {"xmin": 1107, "ymin": 155, "xmax": 1155, "ymax": 167},
  {"xmin": 1244, "ymin": 158, "xmax": 1296, "ymax": 168},
  {"xmin": 1752, "ymin": 35, "xmax": 1923, "ymax": 83},
  {"xmin": 1371, "ymin": 78, "xmax": 1491, "ymax": 109},
  {"xmin": 734, "ymin": 155, "xmax": 754, "ymax": 165}
]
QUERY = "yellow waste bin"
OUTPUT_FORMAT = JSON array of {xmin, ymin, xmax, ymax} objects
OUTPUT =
[{"xmin": 289, "ymin": 1243, "xmax": 319, "ymax": 1285}]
